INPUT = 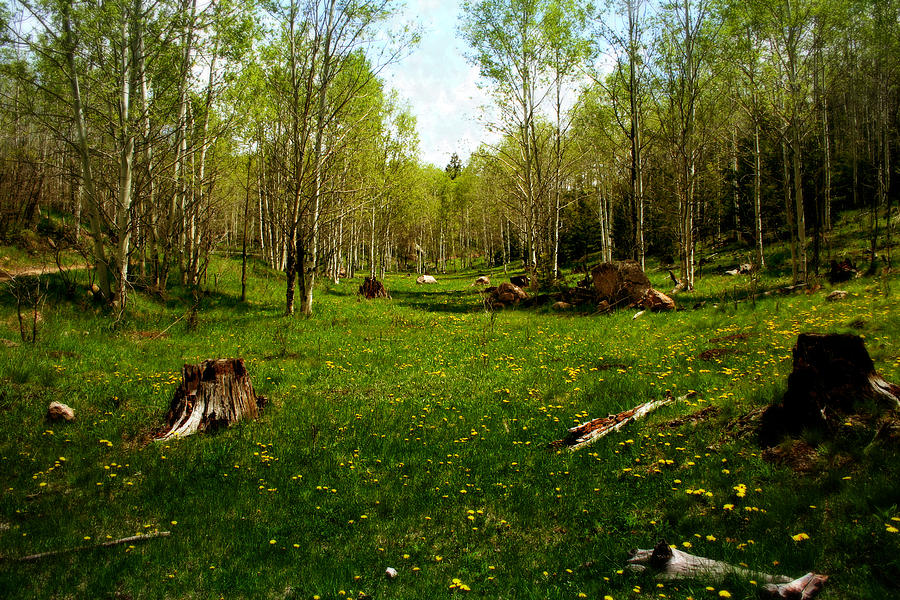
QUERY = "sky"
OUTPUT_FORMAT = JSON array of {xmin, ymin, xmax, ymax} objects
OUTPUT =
[{"xmin": 380, "ymin": 0, "xmax": 495, "ymax": 169}]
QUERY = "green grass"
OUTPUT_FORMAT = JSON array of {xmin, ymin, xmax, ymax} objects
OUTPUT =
[{"xmin": 1, "ymin": 245, "xmax": 899, "ymax": 599}]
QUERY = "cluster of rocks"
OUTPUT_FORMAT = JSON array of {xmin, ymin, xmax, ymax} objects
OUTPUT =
[{"xmin": 480, "ymin": 260, "xmax": 676, "ymax": 312}]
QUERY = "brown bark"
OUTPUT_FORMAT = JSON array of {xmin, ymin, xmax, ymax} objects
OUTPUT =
[
  {"xmin": 358, "ymin": 277, "xmax": 390, "ymax": 299},
  {"xmin": 551, "ymin": 392, "xmax": 691, "ymax": 451},
  {"xmin": 156, "ymin": 359, "xmax": 264, "ymax": 441}
]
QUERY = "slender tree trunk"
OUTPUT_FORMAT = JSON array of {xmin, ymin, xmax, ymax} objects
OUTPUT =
[
  {"xmin": 241, "ymin": 157, "xmax": 253, "ymax": 302},
  {"xmin": 63, "ymin": 6, "xmax": 111, "ymax": 299},
  {"xmin": 113, "ymin": 7, "xmax": 136, "ymax": 311},
  {"xmin": 753, "ymin": 120, "xmax": 765, "ymax": 268}
]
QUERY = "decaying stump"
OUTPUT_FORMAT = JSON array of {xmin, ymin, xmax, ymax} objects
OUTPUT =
[
  {"xmin": 358, "ymin": 277, "xmax": 390, "ymax": 299},
  {"xmin": 156, "ymin": 359, "xmax": 264, "ymax": 441},
  {"xmin": 759, "ymin": 333, "xmax": 900, "ymax": 446},
  {"xmin": 628, "ymin": 541, "xmax": 826, "ymax": 599},
  {"xmin": 484, "ymin": 282, "xmax": 528, "ymax": 309},
  {"xmin": 828, "ymin": 258, "xmax": 858, "ymax": 283},
  {"xmin": 591, "ymin": 260, "xmax": 651, "ymax": 308}
]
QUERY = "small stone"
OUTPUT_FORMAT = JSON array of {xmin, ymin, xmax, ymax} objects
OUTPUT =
[
  {"xmin": 825, "ymin": 290, "xmax": 848, "ymax": 302},
  {"xmin": 416, "ymin": 274, "xmax": 437, "ymax": 284},
  {"xmin": 47, "ymin": 401, "xmax": 75, "ymax": 422},
  {"xmin": 385, "ymin": 567, "xmax": 398, "ymax": 579},
  {"xmin": 639, "ymin": 288, "xmax": 676, "ymax": 311}
]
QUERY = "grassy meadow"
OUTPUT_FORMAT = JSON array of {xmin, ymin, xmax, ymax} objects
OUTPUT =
[{"xmin": 1, "ymin": 236, "xmax": 900, "ymax": 599}]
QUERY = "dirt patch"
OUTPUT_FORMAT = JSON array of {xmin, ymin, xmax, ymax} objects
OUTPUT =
[
  {"xmin": 707, "ymin": 333, "xmax": 750, "ymax": 344},
  {"xmin": 129, "ymin": 331, "xmax": 169, "ymax": 341},
  {"xmin": 698, "ymin": 348, "xmax": 742, "ymax": 361},
  {"xmin": 662, "ymin": 406, "xmax": 720, "ymax": 428},
  {"xmin": 593, "ymin": 362, "xmax": 630, "ymax": 371},
  {"xmin": 761, "ymin": 440, "xmax": 819, "ymax": 473}
]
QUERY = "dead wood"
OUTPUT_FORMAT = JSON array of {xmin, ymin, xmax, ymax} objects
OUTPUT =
[
  {"xmin": 7, "ymin": 531, "xmax": 171, "ymax": 562},
  {"xmin": 358, "ymin": 277, "xmax": 390, "ymax": 299},
  {"xmin": 550, "ymin": 392, "xmax": 693, "ymax": 451},
  {"xmin": 828, "ymin": 258, "xmax": 859, "ymax": 283},
  {"xmin": 627, "ymin": 540, "xmax": 827, "ymax": 599},
  {"xmin": 156, "ymin": 358, "xmax": 263, "ymax": 441},
  {"xmin": 759, "ymin": 333, "xmax": 900, "ymax": 446}
]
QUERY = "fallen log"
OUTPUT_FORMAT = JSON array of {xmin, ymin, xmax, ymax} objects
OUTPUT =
[
  {"xmin": 6, "ymin": 531, "xmax": 171, "ymax": 562},
  {"xmin": 550, "ymin": 392, "xmax": 693, "ymax": 451},
  {"xmin": 627, "ymin": 540, "xmax": 826, "ymax": 600},
  {"xmin": 156, "ymin": 358, "xmax": 264, "ymax": 441}
]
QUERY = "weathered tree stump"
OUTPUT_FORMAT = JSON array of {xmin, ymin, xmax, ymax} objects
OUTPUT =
[
  {"xmin": 156, "ymin": 359, "xmax": 263, "ymax": 441},
  {"xmin": 591, "ymin": 260, "xmax": 651, "ymax": 308},
  {"xmin": 828, "ymin": 258, "xmax": 858, "ymax": 283},
  {"xmin": 759, "ymin": 333, "xmax": 900, "ymax": 446},
  {"xmin": 358, "ymin": 277, "xmax": 390, "ymax": 299}
]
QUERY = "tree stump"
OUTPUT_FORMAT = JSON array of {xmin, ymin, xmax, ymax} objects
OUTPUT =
[
  {"xmin": 156, "ymin": 359, "xmax": 263, "ymax": 441},
  {"xmin": 591, "ymin": 260, "xmax": 651, "ymax": 308},
  {"xmin": 828, "ymin": 258, "xmax": 858, "ymax": 283},
  {"xmin": 358, "ymin": 277, "xmax": 390, "ymax": 299},
  {"xmin": 759, "ymin": 333, "xmax": 900, "ymax": 445}
]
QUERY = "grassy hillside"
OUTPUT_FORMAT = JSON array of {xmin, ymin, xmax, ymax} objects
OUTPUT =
[{"xmin": 1, "ymin": 246, "xmax": 899, "ymax": 599}]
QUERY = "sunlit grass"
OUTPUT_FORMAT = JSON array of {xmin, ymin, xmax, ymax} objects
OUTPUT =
[{"xmin": 0, "ymin": 241, "xmax": 898, "ymax": 599}]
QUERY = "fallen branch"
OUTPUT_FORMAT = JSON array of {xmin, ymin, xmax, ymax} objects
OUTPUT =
[
  {"xmin": 7, "ymin": 531, "xmax": 171, "ymax": 562},
  {"xmin": 627, "ymin": 540, "xmax": 826, "ymax": 600},
  {"xmin": 550, "ymin": 392, "xmax": 693, "ymax": 451}
]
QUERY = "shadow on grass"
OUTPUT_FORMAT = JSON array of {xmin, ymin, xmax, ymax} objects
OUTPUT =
[{"xmin": 385, "ymin": 288, "xmax": 485, "ymax": 314}]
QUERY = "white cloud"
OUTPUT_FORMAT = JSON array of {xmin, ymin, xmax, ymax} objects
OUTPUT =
[{"xmin": 381, "ymin": 0, "xmax": 496, "ymax": 168}]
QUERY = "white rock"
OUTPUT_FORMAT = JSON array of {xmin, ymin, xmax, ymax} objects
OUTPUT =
[
  {"xmin": 385, "ymin": 567, "xmax": 398, "ymax": 579},
  {"xmin": 47, "ymin": 401, "xmax": 75, "ymax": 422}
]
